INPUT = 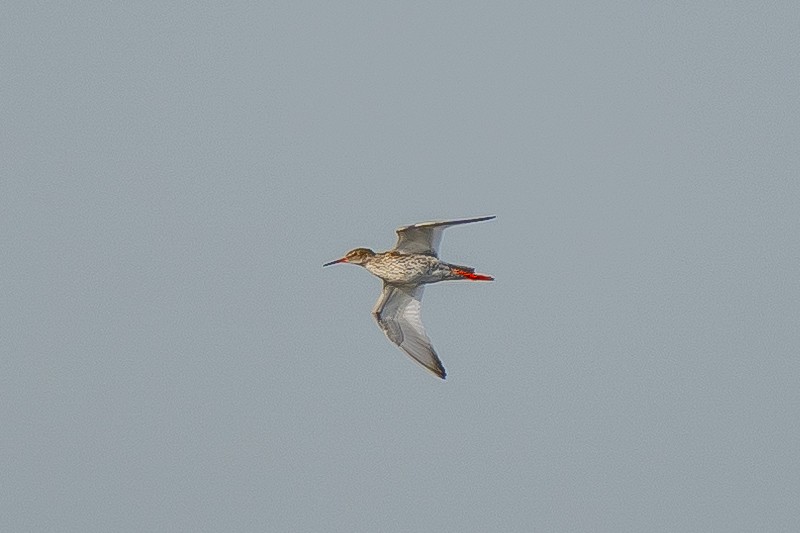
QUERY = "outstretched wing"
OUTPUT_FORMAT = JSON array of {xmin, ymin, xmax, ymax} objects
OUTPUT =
[
  {"xmin": 372, "ymin": 283, "xmax": 446, "ymax": 379},
  {"xmin": 392, "ymin": 215, "xmax": 495, "ymax": 256}
]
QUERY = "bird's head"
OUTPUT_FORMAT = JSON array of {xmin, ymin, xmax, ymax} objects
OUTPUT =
[{"xmin": 323, "ymin": 247, "xmax": 375, "ymax": 267}]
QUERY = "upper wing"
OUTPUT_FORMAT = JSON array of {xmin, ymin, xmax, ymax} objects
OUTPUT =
[
  {"xmin": 372, "ymin": 283, "xmax": 446, "ymax": 379},
  {"xmin": 392, "ymin": 215, "xmax": 495, "ymax": 256}
]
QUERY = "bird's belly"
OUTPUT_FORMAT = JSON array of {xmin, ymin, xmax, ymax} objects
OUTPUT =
[
  {"xmin": 373, "ymin": 269, "xmax": 430, "ymax": 285},
  {"xmin": 366, "ymin": 255, "xmax": 441, "ymax": 285}
]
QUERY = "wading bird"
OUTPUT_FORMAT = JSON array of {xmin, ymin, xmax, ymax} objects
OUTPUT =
[{"xmin": 323, "ymin": 216, "xmax": 495, "ymax": 379}]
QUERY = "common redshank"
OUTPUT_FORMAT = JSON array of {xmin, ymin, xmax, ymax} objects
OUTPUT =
[{"xmin": 323, "ymin": 216, "xmax": 495, "ymax": 379}]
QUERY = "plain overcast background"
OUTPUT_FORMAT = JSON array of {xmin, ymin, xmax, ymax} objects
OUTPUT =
[{"xmin": 3, "ymin": 2, "xmax": 799, "ymax": 532}]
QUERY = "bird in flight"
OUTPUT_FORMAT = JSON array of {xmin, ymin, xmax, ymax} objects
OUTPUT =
[{"xmin": 323, "ymin": 216, "xmax": 495, "ymax": 379}]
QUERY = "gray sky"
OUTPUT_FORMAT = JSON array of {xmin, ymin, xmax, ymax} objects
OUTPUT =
[{"xmin": 3, "ymin": 2, "xmax": 799, "ymax": 531}]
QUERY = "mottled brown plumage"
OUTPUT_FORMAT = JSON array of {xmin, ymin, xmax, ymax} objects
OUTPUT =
[{"xmin": 323, "ymin": 216, "xmax": 495, "ymax": 379}]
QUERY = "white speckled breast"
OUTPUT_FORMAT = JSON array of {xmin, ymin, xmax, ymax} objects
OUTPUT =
[{"xmin": 365, "ymin": 253, "xmax": 442, "ymax": 285}]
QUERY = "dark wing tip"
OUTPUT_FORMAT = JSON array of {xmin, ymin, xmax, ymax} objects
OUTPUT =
[
  {"xmin": 439, "ymin": 215, "xmax": 496, "ymax": 226},
  {"xmin": 398, "ymin": 215, "xmax": 496, "ymax": 230},
  {"xmin": 456, "ymin": 215, "xmax": 495, "ymax": 224}
]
